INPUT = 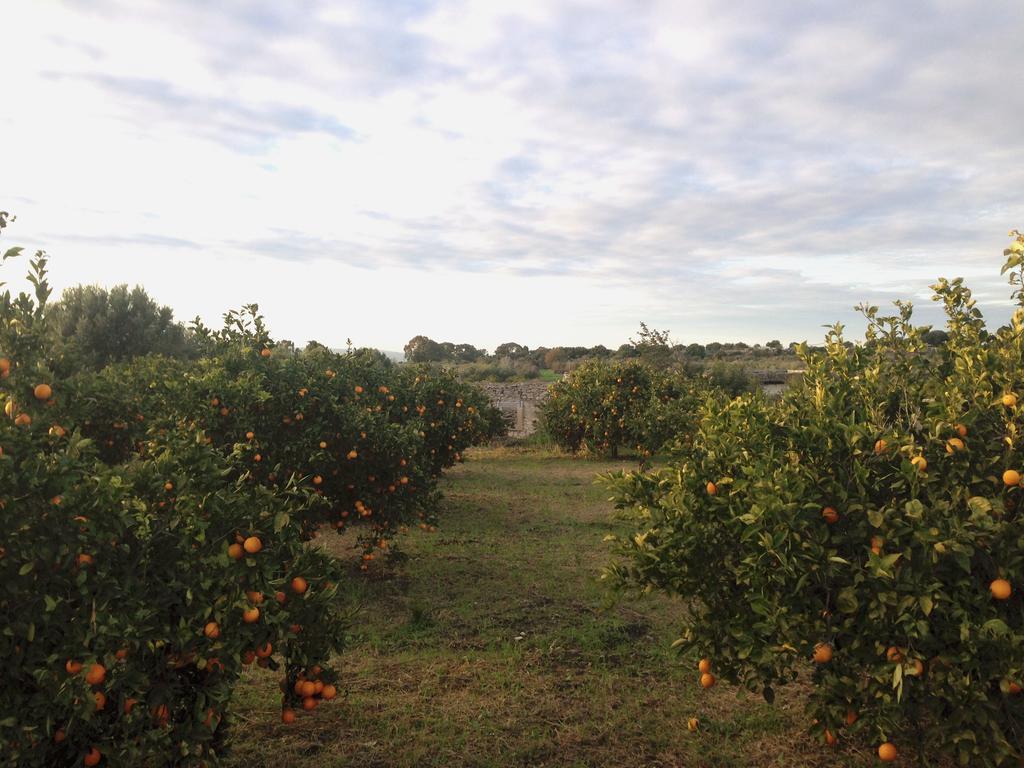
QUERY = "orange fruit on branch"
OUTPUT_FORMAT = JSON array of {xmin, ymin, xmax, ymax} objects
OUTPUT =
[{"xmin": 991, "ymin": 578, "xmax": 1012, "ymax": 600}]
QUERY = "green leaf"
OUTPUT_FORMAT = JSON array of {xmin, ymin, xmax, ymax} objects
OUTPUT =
[
  {"xmin": 836, "ymin": 587, "xmax": 859, "ymax": 614},
  {"xmin": 981, "ymin": 619, "xmax": 1010, "ymax": 636},
  {"xmin": 967, "ymin": 497, "xmax": 992, "ymax": 517},
  {"xmin": 18, "ymin": 562, "xmax": 34, "ymax": 576},
  {"xmin": 274, "ymin": 510, "xmax": 290, "ymax": 532},
  {"xmin": 919, "ymin": 595, "xmax": 933, "ymax": 616}
]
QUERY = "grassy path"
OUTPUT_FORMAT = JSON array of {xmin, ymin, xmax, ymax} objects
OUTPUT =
[{"xmin": 226, "ymin": 446, "xmax": 862, "ymax": 767}]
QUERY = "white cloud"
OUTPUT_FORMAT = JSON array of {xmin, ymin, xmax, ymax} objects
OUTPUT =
[{"xmin": 1, "ymin": 0, "xmax": 1022, "ymax": 350}]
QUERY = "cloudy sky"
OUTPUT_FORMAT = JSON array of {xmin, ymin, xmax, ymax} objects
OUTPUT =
[{"xmin": 2, "ymin": 1, "xmax": 1022, "ymax": 352}]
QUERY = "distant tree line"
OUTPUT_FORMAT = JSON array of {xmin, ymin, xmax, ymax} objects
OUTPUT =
[{"xmin": 38, "ymin": 283, "xmax": 953, "ymax": 382}]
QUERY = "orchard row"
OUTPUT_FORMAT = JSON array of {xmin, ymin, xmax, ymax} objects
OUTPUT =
[{"xmin": 0, "ymin": 242, "xmax": 504, "ymax": 767}]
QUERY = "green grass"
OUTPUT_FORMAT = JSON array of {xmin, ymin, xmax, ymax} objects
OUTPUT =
[
  {"xmin": 537, "ymin": 368, "xmax": 561, "ymax": 382},
  {"xmin": 225, "ymin": 446, "xmax": 871, "ymax": 767}
]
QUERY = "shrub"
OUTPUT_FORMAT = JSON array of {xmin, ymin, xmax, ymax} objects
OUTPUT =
[
  {"xmin": 542, "ymin": 360, "xmax": 711, "ymax": 458},
  {"xmin": 604, "ymin": 231, "xmax": 1024, "ymax": 765}
]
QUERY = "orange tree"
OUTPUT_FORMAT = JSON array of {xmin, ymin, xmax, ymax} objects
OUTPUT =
[
  {"xmin": 55, "ymin": 307, "xmax": 503, "ymax": 555},
  {"xmin": 604, "ymin": 231, "xmax": 1024, "ymax": 765},
  {"xmin": 542, "ymin": 359, "xmax": 711, "ymax": 459},
  {"xmin": 0, "ymin": 217, "xmax": 502, "ymax": 766}
]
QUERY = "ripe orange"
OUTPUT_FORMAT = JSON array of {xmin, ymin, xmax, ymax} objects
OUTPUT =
[
  {"xmin": 281, "ymin": 708, "xmax": 296, "ymax": 724},
  {"xmin": 946, "ymin": 437, "xmax": 965, "ymax": 453},
  {"xmin": 302, "ymin": 696, "xmax": 318, "ymax": 711},
  {"xmin": 824, "ymin": 729, "xmax": 837, "ymax": 747},
  {"xmin": 85, "ymin": 663, "xmax": 106, "ymax": 685},
  {"xmin": 243, "ymin": 536, "xmax": 262, "ymax": 554},
  {"xmin": 886, "ymin": 646, "xmax": 904, "ymax": 663},
  {"xmin": 1003, "ymin": 393, "xmax": 1018, "ymax": 408},
  {"xmin": 246, "ymin": 431, "xmax": 255, "ymax": 440},
  {"xmin": 241, "ymin": 650, "xmax": 256, "ymax": 665},
  {"xmin": 300, "ymin": 680, "xmax": 317, "ymax": 698},
  {"xmin": 1009, "ymin": 682, "xmax": 1022, "ymax": 695},
  {"xmin": 260, "ymin": 348, "xmax": 271, "ymax": 358},
  {"xmin": 698, "ymin": 658, "xmax": 711, "ymax": 674},
  {"xmin": 227, "ymin": 543, "xmax": 244, "ymax": 560},
  {"xmin": 1003, "ymin": 469, "xmax": 1021, "ymax": 487},
  {"xmin": 873, "ymin": 438, "xmax": 887, "ymax": 455},
  {"xmin": 94, "ymin": 691, "xmax": 107, "ymax": 710},
  {"xmin": 123, "ymin": 697, "xmax": 138, "ymax": 715},
  {"xmin": 84, "ymin": 746, "xmax": 102, "ymax": 766},
  {"xmin": 204, "ymin": 621, "xmax": 220, "ymax": 639},
  {"xmin": 33, "ymin": 383, "xmax": 52, "ymax": 401},
  {"xmin": 699, "ymin": 673, "xmax": 716, "ymax": 689},
  {"xmin": 347, "ymin": 450, "xmax": 358, "ymax": 460},
  {"xmin": 845, "ymin": 709, "xmax": 858, "ymax": 726},
  {"xmin": 14, "ymin": 413, "xmax": 31, "ymax": 427},
  {"xmin": 911, "ymin": 455, "xmax": 927, "ymax": 472},
  {"xmin": 256, "ymin": 641, "xmax": 273, "ymax": 659},
  {"xmin": 706, "ymin": 481, "xmax": 717, "ymax": 496},
  {"xmin": 53, "ymin": 728, "xmax": 66, "ymax": 743},
  {"xmin": 0, "ymin": 357, "xmax": 9, "ymax": 375},
  {"xmin": 313, "ymin": 475, "xmax": 323, "ymax": 485},
  {"xmin": 878, "ymin": 742, "xmax": 897, "ymax": 762},
  {"xmin": 163, "ymin": 481, "xmax": 174, "ymax": 492},
  {"xmin": 246, "ymin": 590, "xmax": 264, "ymax": 604},
  {"xmin": 821, "ymin": 506, "xmax": 839, "ymax": 524},
  {"xmin": 242, "ymin": 607, "xmax": 260, "ymax": 624},
  {"xmin": 275, "ymin": 590, "xmax": 287, "ymax": 604},
  {"xmin": 354, "ymin": 385, "xmax": 363, "ymax": 394},
  {"xmin": 955, "ymin": 423, "xmax": 968, "ymax": 437},
  {"xmin": 291, "ymin": 576, "xmax": 308, "ymax": 594},
  {"xmin": 66, "ymin": 659, "xmax": 83, "ymax": 675},
  {"xmin": 812, "ymin": 643, "xmax": 833, "ymax": 664},
  {"xmin": 871, "ymin": 536, "xmax": 884, "ymax": 555},
  {"xmin": 152, "ymin": 704, "xmax": 169, "ymax": 725},
  {"xmin": 687, "ymin": 717, "xmax": 699, "ymax": 731},
  {"xmin": 991, "ymin": 578, "xmax": 1012, "ymax": 600},
  {"xmin": 321, "ymin": 684, "xmax": 337, "ymax": 700}
]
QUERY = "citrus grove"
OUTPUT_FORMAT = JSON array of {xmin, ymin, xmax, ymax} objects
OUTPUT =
[
  {"xmin": 0, "ymin": 215, "xmax": 504, "ymax": 767},
  {"xmin": 604, "ymin": 230, "xmax": 1024, "ymax": 765}
]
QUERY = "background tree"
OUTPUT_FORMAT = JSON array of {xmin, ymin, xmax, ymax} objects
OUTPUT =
[
  {"xmin": 630, "ymin": 322, "xmax": 675, "ymax": 370},
  {"xmin": 404, "ymin": 334, "xmax": 445, "ymax": 362},
  {"xmin": 48, "ymin": 283, "xmax": 195, "ymax": 370},
  {"xmin": 452, "ymin": 343, "xmax": 485, "ymax": 362},
  {"xmin": 493, "ymin": 341, "xmax": 529, "ymax": 359}
]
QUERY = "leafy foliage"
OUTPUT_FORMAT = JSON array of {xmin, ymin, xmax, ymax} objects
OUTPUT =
[
  {"xmin": 48, "ymin": 284, "xmax": 196, "ymax": 371},
  {"xmin": 604, "ymin": 230, "xmax": 1024, "ymax": 765},
  {"xmin": 542, "ymin": 359, "xmax": 713, "ymax": 459},
  {"xmin": 0, "ymin": 225, "xmax": 504, "ymax": 766}
]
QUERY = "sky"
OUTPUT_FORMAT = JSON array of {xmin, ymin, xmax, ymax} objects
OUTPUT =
[{"xmin": 2, "ymin": 1, "xmax": 1022, "ymax": 353}]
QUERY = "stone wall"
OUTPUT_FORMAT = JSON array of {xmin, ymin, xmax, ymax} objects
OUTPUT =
[{"xmin": 477, "ymin": 381, "xmax": 552, "ymax": 437}]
